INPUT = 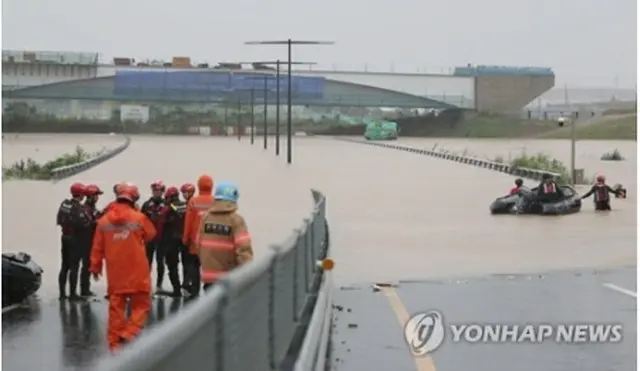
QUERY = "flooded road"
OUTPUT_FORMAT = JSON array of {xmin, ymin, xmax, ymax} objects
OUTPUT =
[
  {"xmin": 2, "ymin": 135, "xmax": 313, "ymax": 370},
  {"xmin": 2, "ymin": 134, "xmax": 636, "ymax": 371},
  {"xmin": 396, "ymin": 138, "xmax": 637, "ymax": 193}
]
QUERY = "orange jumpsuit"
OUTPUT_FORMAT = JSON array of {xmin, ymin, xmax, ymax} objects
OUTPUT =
[
  {"xmin": 90, "ymin": 202, "xmax": 156, "ymax": 351},
  {"xmin": 102, "ymin": 201, "xmax": 140, "ymax": 215},
  {"xmin": 182, "ymin": 175, "xmax": 215, "ymax": 255}
]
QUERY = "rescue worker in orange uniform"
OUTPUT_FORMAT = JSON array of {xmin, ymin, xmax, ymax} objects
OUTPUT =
[
  {"xmin": 196, "ymin": 181, "xmax": 253, "ymax": 290},
  {"xmin": 103, "ymin": 183, "xmax": 136, "ymax": 214},
  {"xmin": 79, "ymin": 184, "xmax": 104, "ymax": 297},
  {"xmin": 182, "ymin": 175, "xmax": 215, "ymax": 296},
  {"xmin": 581, "ymin": 175, "xmax": 619, "ymax": 211},
  {"xmin": 90, "ymin": 184, "xmax": 156, "ymax": 352}
]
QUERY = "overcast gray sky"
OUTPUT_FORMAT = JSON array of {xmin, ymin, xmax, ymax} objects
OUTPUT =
[{"xmin": 2, "ymin": 0, "xmax": 637, "ymax": 87}]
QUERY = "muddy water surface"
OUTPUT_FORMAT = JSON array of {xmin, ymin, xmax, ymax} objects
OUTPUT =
[
  {"xmin": 3, "ymin": 135, "xmax": 312, "ymax": 296},
  {"xmin": 3, "ymin": 134, "xmax": 636, "ymax": 293},
  {"xmin": 2, "ymin": 134, "xmax": 636, "ymax": 371},
  {"xmin": 289, "ymin": 137, "xmax": 636, "ymax": 284},
  {"xmin": 397, "ymin": 138, "xmax": 637, "ymax": 193},
  {"xmin": 2, "ymin": 134, "xmax": 125, "ymax": 166}
]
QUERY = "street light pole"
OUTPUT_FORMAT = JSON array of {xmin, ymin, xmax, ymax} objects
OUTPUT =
[
  {"xmin": 250, "ymin": 88, "xmax": 255, "ymax": 145},
  {"xmin": 241, "ymin": 61, "xmax": 316, "ymax": 151},
  {"xmin": 245, "ymin": 40, "xmax": 334, "ymax": 164},
  {"xmin": 275, "ymin": 60, "xmax": 280, "ymax": 156},
  {"xmin": 263, "ymin": 75, "xmax": 268, "ymax": 149},
  {"xmin": 570, "ymin": 113, "xmax": 577, "ymax": 186},
  {"xmin": 557, "ymin": 114, "xmax": 577, "ymax": 186},
  {"xmin": 236, "ymin": 99, "xmax": 242, "ymax": 141},
  {"xmin": 287, "ymin": 39, "xmax": 293, "ymax": 164}
]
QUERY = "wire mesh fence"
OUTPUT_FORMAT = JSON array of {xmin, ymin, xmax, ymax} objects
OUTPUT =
[{"xmin": 95, "ymin": 189, "xmax": 330, "ymax": 371}]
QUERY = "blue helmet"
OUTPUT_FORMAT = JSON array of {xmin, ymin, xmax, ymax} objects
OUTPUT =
[{"xmin": 214, "ymin": 181, "xmax": 239, "ymax": 203}]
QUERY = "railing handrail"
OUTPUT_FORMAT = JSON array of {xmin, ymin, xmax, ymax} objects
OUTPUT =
[
  {"xmin": 337, "ymin": 138, "xmax": 562, "ymax": 181},
  {"xmin": 50, "ymin": 135, "xmax": 130, "ymax": 180},
  {"xmin": 95, "ymin": 189, "xmax": 331, "ymax": 371}
]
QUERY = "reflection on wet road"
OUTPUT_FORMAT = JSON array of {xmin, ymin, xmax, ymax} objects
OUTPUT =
[{"xmin": 2, "ymin": 296, "xmax": 186, "ymax": 370}]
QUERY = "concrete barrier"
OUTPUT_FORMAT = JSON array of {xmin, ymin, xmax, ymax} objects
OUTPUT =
[
  {"xmin": 50, "ymin": 136, "xmax": 131, "ymax": 180},
  {"xmin": 337, "ymin": 138, "xmax": 561, "ymax": 181}
]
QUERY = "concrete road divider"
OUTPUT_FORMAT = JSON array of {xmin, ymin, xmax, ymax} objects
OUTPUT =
[
  {"xmin": 337, "ymin": 138, "xmax": 560, "ymax": 181},
  {"xmin": 50, "ymin": 136, "xmax": 131, "ymax": 180}
]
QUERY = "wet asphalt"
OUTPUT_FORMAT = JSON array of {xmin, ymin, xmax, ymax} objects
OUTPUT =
[
  {"xmin": 330, "ymin": 266, "xmax": 637, "ymax": 371},
  {"xmin": 2, "ymin": 295, "xmax": 187, "ymax": 370}
]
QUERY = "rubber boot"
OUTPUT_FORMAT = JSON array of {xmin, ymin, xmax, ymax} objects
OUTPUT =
[
  {"xmin": 58, "ymin": 282, "xmax": 67, "ymax": 300},
  {"xmin": 68, "ymin": 272, "xmax": 81, "ymax": 301}
]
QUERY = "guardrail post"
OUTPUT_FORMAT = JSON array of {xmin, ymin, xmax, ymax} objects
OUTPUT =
[
  {"xmin": 304, "ymin": 218, "xmax": 312, "ymax": 292},
  {"xmin": 215, "ymin": 284, "xmax": 229, "ymax": 371},
  {"xmin": 292, "ymin": 229, "xmax": 301, "ymax": 322},
  {"xmin": 267, "ymin": 246, "xmax": 279, "ymax": 371}
]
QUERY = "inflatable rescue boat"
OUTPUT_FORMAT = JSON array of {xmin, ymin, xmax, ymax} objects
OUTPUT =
[
  {"xmin": 2, "ymin": 252, "xmax": 43, "ymax": 307},
  {"xmin": 490, "ymin": 185, "xmax": 582, "ymax": 215}
]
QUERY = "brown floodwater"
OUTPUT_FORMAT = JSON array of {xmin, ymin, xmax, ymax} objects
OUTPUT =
[
  {"xmin": 2, "ymin": 135, "xmax": 636, "ymax": 293},
  {"xmin": 2, "ymin": 135, "xmax": 312, "ymax": 295},
  {"xmin": 2, "ymin": 134, "xmax": 125, "ymax": 166}
]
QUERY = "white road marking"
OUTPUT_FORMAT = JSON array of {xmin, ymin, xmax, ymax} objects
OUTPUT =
[{"xmin": 602, "ymin": 283, "xmax": 637, "ymax": 298}]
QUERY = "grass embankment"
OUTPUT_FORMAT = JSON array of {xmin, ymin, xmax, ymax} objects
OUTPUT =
[
  {"xmin": 509, "ymin": 153, "xmax": 572, "ymax": 184},
  {"xmin": 537, "ymin": 115, "xmax": 637, "ymax": 140},
  {"xmin": 452, "ymin": 115, "xmax": 559, "ymax": 138},
  {"xmin": 3, "ymin": 146, "xmax": 97, "ymax": 180},
  {"xmin": 602, "ymin": 104, "xmax": 636, "ymax": 116}
]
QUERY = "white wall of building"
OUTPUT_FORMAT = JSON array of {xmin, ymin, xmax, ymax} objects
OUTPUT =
[{"xmin": 2, "ymin": 63, "xmax": 97, "ymax": 89}]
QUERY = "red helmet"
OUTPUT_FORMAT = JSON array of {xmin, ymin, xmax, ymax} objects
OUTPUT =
[
  {"xmin": 596, "ymin": 175, "xmax": 605, "ymax": 183},
  {"xmin": 113, "ymin": 182, "xmax": 129, "ymax": 195},
  {"xmin": 164, "ymin": 186, "xmax": 179, "ymax": 199},
  {"xmin": 70, "ymin": 183, "xmax": 85, "ymax": 197},
  {"xmin": 118, "ymin": 184, "xmax": 140, "ymax": 203},
  {"xmin": 180, "ymin": 183, "xmax": 195, "ymax": 193},
  {"xmin": 84, "ymin": 184, "xmax": 104, "ymax": 197},
  {"xmin": 151, "ymin": 180, "xmax": 166, "ymax": 191}
]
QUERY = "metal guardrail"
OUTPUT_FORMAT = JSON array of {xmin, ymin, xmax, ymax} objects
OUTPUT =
[
  {"xmin": 50, "ymin": 136, "xmax": 131, "ymax": 180},
  {"xmin": 338, "ymin": 138, "xmax": 561, "ymax": 181},
  {"xmin": 96, "ymin": 189, "xmax": 331, "ymax": 371}
]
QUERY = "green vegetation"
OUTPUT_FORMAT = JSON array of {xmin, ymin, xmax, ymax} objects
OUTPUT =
[
  {"xmin": 537, "ymin": 115, "xmax": 636, "ymax": 140},
  {"xmin": 600, "ymin": 149, "xmax": 625, "ymax": 161},
  {"xmin": 455, "ymin": 114, "xmax": 560, "ymax": 138},
  {"xmin": 602, "ymin": 104, "xmax": 636, "ymax": 116},
  {"xmin": 2, "ymin": 102, "xmax": 332, "ymax": 134},
  {"xmin": 509, "ymin": 153, "xmax": 572, "ymax": 184},
  {"xmin": 3, "ymin": 146, "xmax": 96, "ymax": 180}
]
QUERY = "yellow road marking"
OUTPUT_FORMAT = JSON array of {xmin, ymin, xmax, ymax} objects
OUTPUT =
[{"xmin": 381, "ymin": 286, "xmax": 437, "ymax": 371}]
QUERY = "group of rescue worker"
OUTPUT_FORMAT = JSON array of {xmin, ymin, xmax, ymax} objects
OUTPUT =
[
  {"xmin": 509, "ymin": 173, "xmax": 624, "ymax": 210},
  {"xmin": 56, "ymin": 175, "xmax": 254, "ymax": 351}
]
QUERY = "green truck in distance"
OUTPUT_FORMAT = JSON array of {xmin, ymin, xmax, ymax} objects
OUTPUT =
[{"xmin": 364, "ymin": 120, "xmax": 398, "ymax": 140}]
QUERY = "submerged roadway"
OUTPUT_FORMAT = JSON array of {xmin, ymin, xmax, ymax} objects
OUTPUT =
[{"xmin": 2, "ymin": 134, "xmax": 636, "ymax": 371}]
